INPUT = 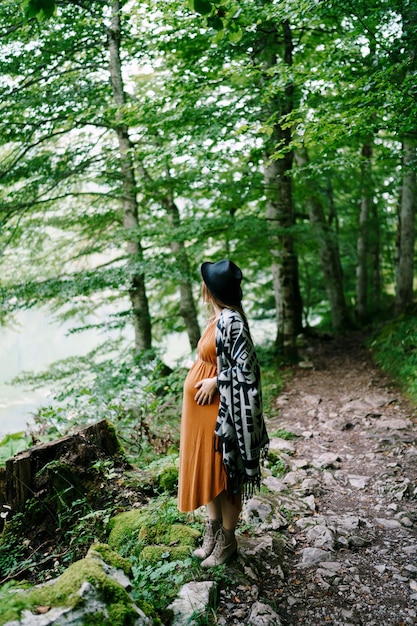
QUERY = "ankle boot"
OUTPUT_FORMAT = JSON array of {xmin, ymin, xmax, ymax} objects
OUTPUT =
[
  {"xmin": 200, "ymin": 527, "xmax": 237, "ymax": 568},
  {"xmin": 193, "ymin": 519, "xmax": 221, "ymax": 560}
]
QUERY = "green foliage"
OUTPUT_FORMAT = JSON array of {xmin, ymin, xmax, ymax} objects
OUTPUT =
[
  {"xmin": 0, "ymin": 433, "xmax": 32, "ymax": 466},
  {"xmin": 267, "ymin": 456, "xmax": 288, "ymax": 479},
  {"xmin": 369, "ymin": 313, "xmax": 417, "ymax": 403},
  {"xmin": 269, "ymin": 429, "xmax": 298, "ymax": 440},
  {"xmin": 0, "ymin": 582, "xmax": 31, "ymax": 624}
]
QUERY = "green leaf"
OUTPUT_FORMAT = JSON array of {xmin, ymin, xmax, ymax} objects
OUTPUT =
[
  {"xmin": 207, "ymin": 15, "xmax": 224, "ymax": 31},
  {"xmin": 22, "ymin": 0, "xmax": 55, "ymax": 20},
  {"xmin": 228, "ymin": 26, "xmax": 242, "ymax": 42},
  {"xmin": 190, "ymin": 0, "xmax": 213, "ymax": 16}
]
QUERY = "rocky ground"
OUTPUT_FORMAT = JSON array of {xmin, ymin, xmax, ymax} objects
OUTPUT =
[{"xmin": 213, "ymin": 331, "xmax": 417, "ymax": 626}]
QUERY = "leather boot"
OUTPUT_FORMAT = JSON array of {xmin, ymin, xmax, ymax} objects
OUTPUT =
[
  {"xmin": 200, "ymin": 527, "xmax": 237, "ymax": 568},
  {"xmin": 193, "ymin": 519, "xmax": 221, "ymax": 560}
]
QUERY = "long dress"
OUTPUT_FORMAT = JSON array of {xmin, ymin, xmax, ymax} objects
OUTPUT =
[{"xmin": 178, "ymin": 318, "xmax": 227, "ymax": 512}]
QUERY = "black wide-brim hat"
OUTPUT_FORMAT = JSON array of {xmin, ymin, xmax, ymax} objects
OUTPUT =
[{"xmin": 201, "ymin": 259, "xmax": 243, "ymax": 306}]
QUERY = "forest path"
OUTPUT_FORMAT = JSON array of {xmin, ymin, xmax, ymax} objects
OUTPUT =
[{"xmin": 217, "ymin": 331, "xmax": 417, "ymax": 626}]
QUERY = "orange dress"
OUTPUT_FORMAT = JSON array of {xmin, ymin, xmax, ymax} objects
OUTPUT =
[{"xmin": 178, "ymin": 319, "xmax": 227, "ymax": 512}]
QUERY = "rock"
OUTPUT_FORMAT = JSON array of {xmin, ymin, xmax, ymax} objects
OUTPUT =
[
  {"xmin": 263, "ymin": 475, "xmax": 287, "ymax": 493},
  {"xmin": 300, "ymin": 477, "xmax": 321, "ymax": 494},
  {"xmin": 374, "ymin": 418, "xmax": 410, "ymax": 430},
  {"xmin": 299, "ymin": 548, "xmax": 333, "ymax": 566},
  {"xmin": 247, "ymin": 601, "xmax": 284, "ymax": 625},
  {"xmin": 3, "ymin": 544, "xmax": 152, "ymax": 626},
  {"xmin": 311, "ymin": 453, "xmax": 341, "ymax": 469},
  {"xmin": 168, "ymin": 581, "xmax": 217, "ymax": 626},
  {"xmin": 305, "ymin": 524, "xmax": 335, "ymax": 550},
  {"xmin": 375, "ymin": 518, "xmax": 402, "ymax": 529},
  {"xmin": 282, "ymin": 470, "xmax": 307, "ymax": 485},
  {"xmin": 242, "ymin": 494, "xmax": 288, "ymax": 530},
  {"xmin": 347, "ymin": 475, "xmax": 370, "ymax": 489},
  {"xmin": 302, "ymin": 495, "xmax": 316, "ymax": 512},
  {"xmin": 269, "ymin": 437, "xmax": 297, "ymax": 455}
]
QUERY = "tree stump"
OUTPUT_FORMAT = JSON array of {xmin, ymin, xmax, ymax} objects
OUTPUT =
[{"xmin": 2, "ymin": 420, "xmax": 123, "ymax": 513}]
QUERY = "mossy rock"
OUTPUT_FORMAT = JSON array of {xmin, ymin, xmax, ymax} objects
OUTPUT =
[
  {"xmin": 138, "ymin": 521, "xmax": 199, "ymax": 550},
  {"xmin": 107, "ymin": 509, "xmax": 144, "ymax": 555},
  {"xmin": 0, "ymin": 547, "xmax": 143, "ymax": 625},
  {"xmin": 138, "ymin": 524, "xmax": 199, "ymax": 563},
  {"xmin": 140, "ymin": 544, "xmax": 191, "ymax": 563},
  {"xmin": 87, "ymin": 543, "xmax": 132, "ymax": 576},
  {"xmin": 169, "ymin": 523, "xmax": 200, "ymax": 546}
]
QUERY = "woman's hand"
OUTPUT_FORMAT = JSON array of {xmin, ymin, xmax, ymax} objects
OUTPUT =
[{"xmin": 194, "ymin": 377, "xmax": 218, "ymax": 406}]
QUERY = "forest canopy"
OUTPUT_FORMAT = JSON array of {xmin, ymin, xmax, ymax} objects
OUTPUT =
[{"xmin": 1, "ymin": 0, "xmax": 416, "ymax": 383}]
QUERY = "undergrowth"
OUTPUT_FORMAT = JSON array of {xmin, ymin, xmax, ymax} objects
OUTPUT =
[{"xmin": 369, "ymin": 312, "xmax": 417, "ymax": 404}]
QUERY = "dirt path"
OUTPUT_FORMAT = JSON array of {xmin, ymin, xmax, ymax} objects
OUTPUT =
[{"xmin": 217, "ymin": 331, "xmax": 417, "ymax": 626}]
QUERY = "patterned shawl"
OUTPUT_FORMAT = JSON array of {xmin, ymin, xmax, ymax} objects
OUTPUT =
[{"xmin": 215, "ymin": 308, "xmax": 269, "ymax": 497}]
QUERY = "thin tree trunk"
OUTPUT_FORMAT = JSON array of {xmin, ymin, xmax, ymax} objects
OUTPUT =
[
  {"xmin": 296, "ymin": 148, "xmax": 350, "ymax": 331},
  {"xmin": 395, "ymin": 5, "xmax": 417, "ymax": 314},
  {"xmin": 164, "ymin": 197, "xmax": 201, "ymax": 350},
  {"xmin": 356, "ymin": 141, "xmax": 373, "ymax": 323},
  {"xmin": 395, "ymin": 136, "xmax": 416, "ymax": 314},
  {"xmin": 108, "ymin": 0, "xmax": 152, "ymax": 352},
  {"xmin": 259, "ymin": 19, "xmax": 302, "ymax": 359},
  {"xmin": 370, "ymin": 200, "xmax": 381, "ymax": 307}
]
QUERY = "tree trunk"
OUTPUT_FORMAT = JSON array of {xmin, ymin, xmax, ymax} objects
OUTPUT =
[
  {"xmin": 356, "ymin": 141, "xmax": 373, "ymax": 323},
  {"xmin": 165, "ymin": 197, "xmax": 201, "ymax": 350},
  {"xmin": 395, "ymin": 136, "xmax": 416, "ymax": 314},
  {"xmin": 2, "ymin": 420, "xmax": 122, "ymax": 513},
  {"xmin": 259, "ymin": 19, "xmax": 302, "ymax": 359},
  {"xmin": 108, "ymin": 0, "xmax": 152, "ymax": 352},
  {"xmin": 296, "ymin": 148, "xmax": 350, "ymax": 331}
]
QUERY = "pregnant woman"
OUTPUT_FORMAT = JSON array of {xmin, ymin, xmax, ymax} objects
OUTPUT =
[{"xmin": 178, "ymin": 260, "xmax": 269, "ymax": 568}]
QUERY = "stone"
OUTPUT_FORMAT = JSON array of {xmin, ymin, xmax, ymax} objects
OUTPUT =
[
  {"xmin": 300, "ymin": 548, "xmax": 333, "ymax": 566},
  {"xmin": 269, "ymin": 437, "xmax": 297, "ymax": 455},
  {"xmin": 305, "ymin": 524, "xmax": 335, "ymax": 550},
  {"xmin": 168, "ymin": 581, "xmax": 217, "ymax": 626},
  {"xmin": 282, "ymin": 470, "xmax": 306, "ymax": 486},
  {"xmin": 312, "ymin": 453, "xmax": 341, "ymax": 469},
  {"xmin": 247, "ymin": 601, "xmax": 284, "ymax": 625},
  {"xmin": 375, "ymin": 518, "xmax": 402, "ymax": 529},
  {"xmin": 348, "ymin": 475, "xmax": 370, "ymax": 489},
  {"xmin": 300, "ymin": 478, "xmax": 321, "ymax": 494},
  {"xmin": 374, "ymin": 418, "xmax": 410, "ymax": 430},
  {"xmin": 243, "ymin": 494, "xmax": 289, "ymax": 532},
  {"xmin": 303, "ymin": 495, "xmax": 316, "ymax": 512},
  {"xmin": 3, "ymin": 544, "xmax": 151, "ymax": 626},
  {"xmin": 263, "ymin": 475, "xmax": 287, "ymax": 493}
]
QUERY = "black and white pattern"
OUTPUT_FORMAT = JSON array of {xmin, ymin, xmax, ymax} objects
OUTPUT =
[{"xmin": 215, "ymin": 308, "xmax": 269, "ymax": 497}]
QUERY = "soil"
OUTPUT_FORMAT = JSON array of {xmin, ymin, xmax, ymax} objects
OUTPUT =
[{"xmin": 216, "ymin": 331, "xmax": 417, "ymax": 626}]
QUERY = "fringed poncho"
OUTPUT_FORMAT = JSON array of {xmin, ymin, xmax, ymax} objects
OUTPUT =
[{"xmin": 215, "ymin": 308, "xmax": 269, "ymax": 498}]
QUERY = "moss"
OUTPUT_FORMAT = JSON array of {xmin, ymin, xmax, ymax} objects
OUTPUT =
[
  {"xmin": 29, "ymin": 557, "xmax": 130, "ymax": 608},
  {"xmin": 88, "ymin": 543, "xmax": 132, "ymax": 576},
  {"xmin": 0, "ymin": 557, "xmax": 132, "ymax": 624},
  {"xmin": 104, "ymin": 420, "xmax": 126, "ymax": 457},
  {"xmin": 108, "ymin": 602, "xmax": 142, "ymax": 626},
  {"xmin": 169, "ymin": 524, "xmax": 200, "ymax": 546},
  {"xmin": 140, "ymin": 544, "xmax": 191, "ymax": 563},
  {"xmin": 107, "ymin": 509, "xmax": 144, "ymax": 555},
  {"xmin": 157, "ymin": 465, "xmax": 178, "ymax": 493}
]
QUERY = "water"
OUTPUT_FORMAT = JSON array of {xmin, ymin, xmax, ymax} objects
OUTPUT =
[{"xmin": 0, "ymin": 310, "xmax": 109, "ymax": 439}]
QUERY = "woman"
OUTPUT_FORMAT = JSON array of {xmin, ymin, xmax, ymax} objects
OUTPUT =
[{"xmin": 178, "ymin": 259, "xmax": 269, "ymax": 568}]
